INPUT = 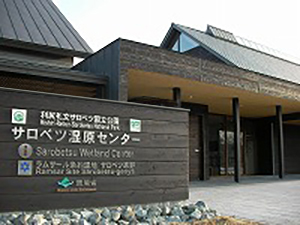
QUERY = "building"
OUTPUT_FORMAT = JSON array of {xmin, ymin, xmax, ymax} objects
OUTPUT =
[
  {"xmin": 0, "ymin": 0, "xmax": 106, "ymax": 98},
  {"xmin": 74, "ymin": 24, "xmax": 300, "ymax": 182},
  {"xmin": 1, "ymin": 0, "xmax": 300, "ymax": 182}
]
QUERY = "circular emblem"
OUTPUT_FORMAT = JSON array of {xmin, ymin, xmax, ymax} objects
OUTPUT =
[
  {"xmin": 18, "ymin": 143, "xmax": 33, "ymax": 159},
  {"xmin": 14, "ymin": 111, "xmax": 24, "ymax": 122}
]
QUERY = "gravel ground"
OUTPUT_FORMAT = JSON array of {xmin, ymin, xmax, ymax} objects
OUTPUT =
[{"xmin": 0, "ymin": 201, "xmax": 219, "ymax": 225}]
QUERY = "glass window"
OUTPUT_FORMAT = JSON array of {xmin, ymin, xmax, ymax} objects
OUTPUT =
[
  {"xmin": 180, "ymin": 33, "xmax": 199, "ymax": 52},
  {"xmin": 219, "ymin": 130, "xmax": 244, "ymax": 175},
  {"xmin": 172, "ymin": 39, "xmax": 179, "ymax": 51},
  {"xmin": 209, "ymin": 114, "xmax": 247, "ymax": 176},
  {"xmin": 171, "ymin": 33, "xmax": 199, "ymax": 53}
]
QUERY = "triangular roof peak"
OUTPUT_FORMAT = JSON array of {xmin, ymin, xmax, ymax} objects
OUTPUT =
[
  {"xmin": 161, "ymin": 23, "xmax": 300, "ymax": 85},
  {"xmin": 0, "ymin": 0, "xmax": 93, "ymax": 57}
]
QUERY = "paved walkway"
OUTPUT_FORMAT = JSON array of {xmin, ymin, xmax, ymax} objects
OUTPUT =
[{"xmin": 189, "ymin": 175, "xmax": 300, "ymax": 225}]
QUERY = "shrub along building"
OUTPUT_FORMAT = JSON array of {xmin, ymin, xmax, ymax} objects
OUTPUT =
[{"xmin": 1, "ymin": 0, "xmax": 300, "ymax": 184}]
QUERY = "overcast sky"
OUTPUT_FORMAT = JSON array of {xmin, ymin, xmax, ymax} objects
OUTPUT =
[{"xmin": 54, "ymin": 0, "xmax": 300, "ymax": 60}]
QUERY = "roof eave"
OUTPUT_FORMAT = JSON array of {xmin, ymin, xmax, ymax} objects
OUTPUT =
[
  {"xmin": 0, "ymin": 38, "xmax": 93, "ymax": 58},
  {"xmin": 160, "ymin": 23, "xmax": 177, "ymax": 48},
  {"xmin": 0, "ymin": 56, "xmax": 107, "ymax": 84}
]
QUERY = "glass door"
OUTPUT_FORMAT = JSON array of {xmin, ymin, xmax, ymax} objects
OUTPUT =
[{"xmin": 219, "ymin": 130, "xmax": 244, "ymax": 175}]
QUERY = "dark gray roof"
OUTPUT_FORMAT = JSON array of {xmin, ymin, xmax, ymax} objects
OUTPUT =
[
  {"xmin": 206, "ymin": 25, "xmax": 237, "ymax": 43},
  {"xmin": 163, "ymin": 23, "xmax": 300, "ymax": 85},
  {"xmin": 0, "ymin": 0, "xmax": 93, "ymax": 57}
]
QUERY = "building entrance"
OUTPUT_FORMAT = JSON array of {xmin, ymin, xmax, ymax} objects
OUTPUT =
[
  {"xmin": 209, "ymin": 114, "xmax": 257, "ymax": 177},
  {"xmin": 218, "ymin": 130, "xmax": 244, "ymax": 175}
]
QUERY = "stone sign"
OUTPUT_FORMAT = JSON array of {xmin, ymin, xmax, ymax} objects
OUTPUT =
[{"xmin": 0, "ymin": 88, "xmax": 189, "ymax": 212}]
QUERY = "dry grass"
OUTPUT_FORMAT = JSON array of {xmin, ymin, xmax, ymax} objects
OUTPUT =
[{"xmin": 170, "ymin": 216, "xmax": 264, "ymax": 225}]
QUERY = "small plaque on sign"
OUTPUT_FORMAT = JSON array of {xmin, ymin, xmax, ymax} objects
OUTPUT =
[
  {"xmin": 18, "ymin": 143, "xmax": 33, "ymax": 159},
  {"xmin": 18, "ymin": 160, "xmax": 33, "ymax": 176},
  {"xmin": 12, "ymin": 109, "xmax": 27, "ymax": 125},
  {"xmin": 56, "ymin": 177, "xmax": 97, "ymax": 193},
  {"xmin": 130, "ymin": 119, "xmax": 141, "ymax": 132}
]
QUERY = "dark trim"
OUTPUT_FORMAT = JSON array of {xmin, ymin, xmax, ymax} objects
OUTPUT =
[
  {"xmin": 0, "ymin": 38, "xmax": 92, "ymax": 58},
  {"xmin": 200, "ymin": 113, "xmax": 209, "ymax": 180},
  {"xmin": 0, "ymin": 59, "xmax": 107, "ymax": 85},
  {"xmin": 173, "ymin": 87, "xmax": 181, "ymax": 107},
  {"xmin": 282, "ymin": 112, "xmax": 300, "ymax": 121},
  {"xmin": 233, "ymin": 98, "xmax": 241, "ymax": 183},
  {"xmin": 96, "ymin": 85, "xmax": 106, "ymax": 99},
  {"xmin": 224, "ymin": 116, "xmax": 229, "ymax": 175},
  {"xmin": 257, "ymin": 112, "xmax": 300, "ymax": 123},
  {"xmin": 160, "ymin": 23, "xmax": 180, "ymax": 49},
  {"xmin": 276, "ymin": 105, "xmax": 285, "ymax": 179},
  {"xmin": 270, "ymin": 123, "xmax": 276, "ymax": 175}
]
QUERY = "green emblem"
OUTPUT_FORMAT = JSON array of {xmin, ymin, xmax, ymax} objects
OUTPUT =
[
  {"xmin": 14, "ymin": 111, "xmax": 24, "ymax": 122},
  {"xmin": 130, "ymin": 119, "xmax": 141, "ymax": 132},
  {"xmin": 12, "ymin": 109, "xmax": 27, "ymax": 124},
  {"xmin": 57, "ymin": 177, "xmax": 74, "ymax": 188}
]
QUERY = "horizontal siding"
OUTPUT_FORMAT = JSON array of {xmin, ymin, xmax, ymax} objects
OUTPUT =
[{"xmin": 0, "ymin": 87, "xmax": 189, "ymax": 212}]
